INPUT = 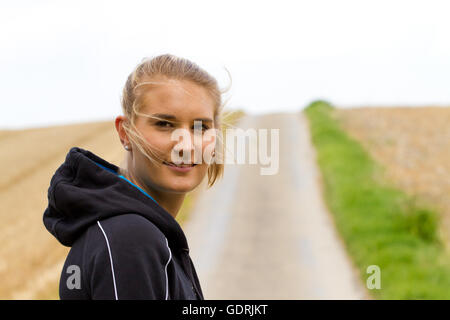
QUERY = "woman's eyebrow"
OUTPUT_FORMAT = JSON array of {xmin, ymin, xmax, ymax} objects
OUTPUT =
[{"xmin": 152, "ymin": 113, "xmax": 213, "ymax": 122}]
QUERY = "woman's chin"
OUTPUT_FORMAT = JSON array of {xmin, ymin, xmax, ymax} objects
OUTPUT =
[
  {"xmin": 164, "ymin": 180, "xmax": 198, "ymax": 194},
  {"xmin": 162, "ymin": 167, "xmax": 207, "ymax": 193}
]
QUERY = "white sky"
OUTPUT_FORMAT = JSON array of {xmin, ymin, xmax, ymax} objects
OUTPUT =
[{"xmin": 1, "ymin": 0, "xmax": 449, "ymax": 129}]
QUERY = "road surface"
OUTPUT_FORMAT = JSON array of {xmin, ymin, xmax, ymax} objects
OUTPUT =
[{"xmin": 183, "ymin": 112, "xmax": 369, "ymax": 299}]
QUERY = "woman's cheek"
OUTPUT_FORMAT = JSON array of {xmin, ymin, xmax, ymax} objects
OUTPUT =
[
  {"xmin": 146, "ymin": 133, "xmax": 172, "ymax": 159},
  {"xmin": 201, "ymin": 139, "xmax": 215, "ymax": 165}
]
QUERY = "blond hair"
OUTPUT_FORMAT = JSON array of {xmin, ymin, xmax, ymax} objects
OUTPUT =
[{"xmin": 120, "ymin": 54, "xmax": 226, "ymax": 188}]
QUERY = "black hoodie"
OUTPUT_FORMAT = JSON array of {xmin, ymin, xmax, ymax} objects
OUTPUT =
[{"xmin": 43, "ymin": 147, "xmax": 204, "ymax": 300}]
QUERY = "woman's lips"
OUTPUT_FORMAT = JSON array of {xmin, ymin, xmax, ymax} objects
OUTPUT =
[{"xmin": 163, "ymin": 160, "xmax": 197, "ymax": 172}]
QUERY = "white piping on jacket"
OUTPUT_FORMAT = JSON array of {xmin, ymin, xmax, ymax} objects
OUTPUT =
[
  {"xmin": 164, "ymin": 237, "xmax": 172, "ymax": 300},
  {"xmin": 97, "ymin": 221, "xmax": 119, "ymax": 300}
]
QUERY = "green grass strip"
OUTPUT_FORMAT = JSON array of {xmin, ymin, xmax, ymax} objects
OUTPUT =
[{"xmin": 304, "ymin": 100, "xmax": 450, "ymax": 299}]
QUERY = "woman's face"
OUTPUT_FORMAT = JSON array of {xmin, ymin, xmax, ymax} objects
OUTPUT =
[{"xmin": 130, "ymin": 79, "xmax": 216, "ymax": 194}]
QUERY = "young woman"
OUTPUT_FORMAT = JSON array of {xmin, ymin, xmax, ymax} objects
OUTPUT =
[{"xmin": 43, "ymin": 54, "xmax": 225, "ymax": 299}]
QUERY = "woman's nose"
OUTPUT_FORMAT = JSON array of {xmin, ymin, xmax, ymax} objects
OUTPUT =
[{"xmin": 172, "ymin": 133, "xmax": 196, "ymax": 161}]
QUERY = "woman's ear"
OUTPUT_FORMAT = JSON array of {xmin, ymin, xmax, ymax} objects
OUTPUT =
[{"xmin": 115, "ymin": 115, "xmax": 129, "ymax": 147}]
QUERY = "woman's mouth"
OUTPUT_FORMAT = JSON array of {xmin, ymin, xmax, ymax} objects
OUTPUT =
[{"xmin": 163, "ymin": 160, "xmax": 197, "ymax": 172}]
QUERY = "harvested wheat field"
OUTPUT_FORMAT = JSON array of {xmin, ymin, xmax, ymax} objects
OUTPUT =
[
  {"xmin": 335, "ymin": 107, "xmax": 450, "ymax": 248},
  {"xmin": 0, "ymin": 120, "xmax": 126, "ymax": 299}
]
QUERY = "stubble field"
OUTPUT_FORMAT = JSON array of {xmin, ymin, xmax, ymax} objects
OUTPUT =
[{"xmin": 0, "ymin": 121, "xmax": 126, "ymax": 299}]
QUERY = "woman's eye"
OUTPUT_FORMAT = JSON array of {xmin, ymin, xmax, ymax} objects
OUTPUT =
[
  {"xmin": 193, "ymin": 124, "xmax": 209, "ymax": 131},
  {"xmin": 156, "ymin": 121, "xmax": 173, "ymax": 128}
]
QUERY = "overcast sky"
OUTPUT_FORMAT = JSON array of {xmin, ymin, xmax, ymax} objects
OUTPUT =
[{"xmin": 1, "ymin": 0, "xmax": 449, "ymax": 129}]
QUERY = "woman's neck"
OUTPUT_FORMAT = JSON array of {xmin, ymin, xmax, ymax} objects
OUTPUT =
[{"xmin": 123, "ymin": 170, "xmax": 185, "ymax": 219}]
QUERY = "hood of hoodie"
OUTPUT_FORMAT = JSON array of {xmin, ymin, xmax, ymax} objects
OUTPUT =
[{"xmin": 43, "ymin": 147, "xmax": 189, "ymax": 252}]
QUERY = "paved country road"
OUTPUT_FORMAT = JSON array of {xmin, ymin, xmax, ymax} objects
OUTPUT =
[{"xmin": 183, "ymin": 113, "xmax": 370, "ymax": 299}]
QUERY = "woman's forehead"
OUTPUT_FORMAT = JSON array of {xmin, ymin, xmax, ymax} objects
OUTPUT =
[{"xmin": 140, "ymin": 79, "xmax": 215, "ymax": 119}]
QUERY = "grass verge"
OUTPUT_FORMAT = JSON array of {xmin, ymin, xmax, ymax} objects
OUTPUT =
[{"xmin": 304, "ymin": 100, "xmax": 450, "ymax": 299}]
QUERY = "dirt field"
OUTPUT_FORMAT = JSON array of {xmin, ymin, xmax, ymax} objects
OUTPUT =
[
  {"xmin": 0, "ymin": 120, "xmax": 125, "ymax": 299},
  {"xmin": 335, "ymin": 107, "xmax": 450, "ymax": 248}
]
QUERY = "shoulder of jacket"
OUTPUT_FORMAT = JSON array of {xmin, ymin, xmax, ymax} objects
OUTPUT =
[{"xmin": 86, "ymin": 214, "xmax": 169, "ymax": 254}]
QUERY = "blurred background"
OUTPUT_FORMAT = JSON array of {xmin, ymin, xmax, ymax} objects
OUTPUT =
[{"xmin": 0, "ymin": 0, "xmax": 449, "ymax": 299}]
